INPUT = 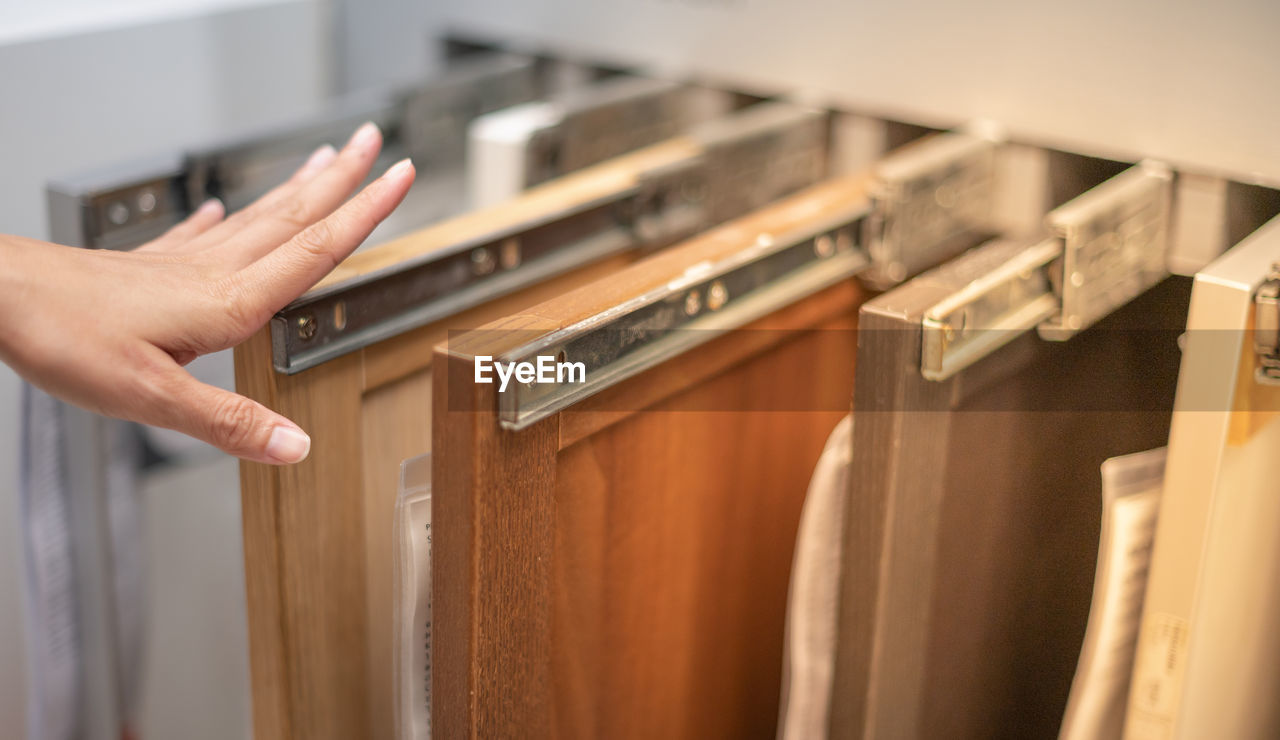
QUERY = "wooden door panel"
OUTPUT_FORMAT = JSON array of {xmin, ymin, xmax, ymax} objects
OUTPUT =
[
  {"xmin": 434, "ymin": 174, "xmax": 875, "ymax": 738},
  {"xmin": 235, "ymin": 100, "xmax": 837, "ymax": 739},
  {"xmin": 237, "ymin": 256, "xmax": 634, "ymax": 739},
  {"xmin": 828, "ymin": 242, "xmax": 1190, "ymax": 740},
  {"xmin": 551, "ymin": 312, "xmax": 855, "ymax": 738}
]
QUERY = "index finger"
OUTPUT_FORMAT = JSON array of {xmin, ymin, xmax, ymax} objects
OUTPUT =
[{"xmin": 234, "ymin": 158, "xmax": 415, "ymax": 319}]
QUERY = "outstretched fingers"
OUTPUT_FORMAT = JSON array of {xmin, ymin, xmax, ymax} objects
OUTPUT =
[
  {"xmin": 135, "ymin": 198, "xmax": 225, "ymax": 253},
  {"xmin": 212, "ymin": 122, "xmax": 386, "ymax": 269},
  {"xmin": 234, "ymin": 158, "xmax": 415, "ymax": 318}
]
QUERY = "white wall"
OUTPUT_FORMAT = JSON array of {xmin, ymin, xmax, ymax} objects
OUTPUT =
[{"xmin": 0, "ymin": 1, "xmax": 331, "ymax": 733}]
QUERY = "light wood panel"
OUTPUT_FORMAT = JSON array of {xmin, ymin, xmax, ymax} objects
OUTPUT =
[
  {"xmin": 234, "ymin": 112, "xmax": 729, "ymax": 738},
  {"xmin": 236, "ymin": 254, "xmax": 644, "ymax": 739},
  {"xmin": 236, "ymin": 333, "xmax": 370, "ymax": 739}
]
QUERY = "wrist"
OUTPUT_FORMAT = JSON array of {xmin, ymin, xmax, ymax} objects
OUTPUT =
[{"xmin": 0, "ymin": 236, "xmax": 40, "ymax": 363}]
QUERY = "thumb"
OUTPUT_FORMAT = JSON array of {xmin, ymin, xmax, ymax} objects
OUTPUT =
[{"xmin": 155, "ymin": 370, "xmax": 311, "ymax": 465}]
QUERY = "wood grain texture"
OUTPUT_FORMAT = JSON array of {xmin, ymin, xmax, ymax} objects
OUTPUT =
[
  {"xmin": 435, "ymin": 172, "xmax": 873, "ymax": 736},
  {"xmin": 234, "ymin": 330, "xmax": 292, "ymax": 740},
  {"xmin": 238, "ymin": 166, "xmax": 875, "ymax": 738},
  {"xmin": 548, "ymin": 308, "xmax": 858, "ymax": 739},
  {"xmin": 237, "ymin": 256, "xmax": 646, "ymax": 739},
  {"xmin": 829, "ymin": 259, "xmax": 1189, "ymax": 740},
  {"xmin": 433, "ymin": 351, "xmax": 560, "ymax": 738},
  {"xmin": 236, "ymin": 329, "xmax": 371, "ymax": 739},
  {"xmin": 235, "ymin": 139, "xmax": 704, "ymax": 739}
]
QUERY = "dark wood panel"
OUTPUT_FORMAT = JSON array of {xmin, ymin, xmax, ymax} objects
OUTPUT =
[{"xmin": 829, "ymin": 249, "xmax": 1190, "ymax": 740}]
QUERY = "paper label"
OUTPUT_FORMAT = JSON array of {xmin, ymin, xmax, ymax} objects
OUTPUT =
[{"xmin": 1125, "ymin": 613, "xmax": 1189, "ymax": 740}]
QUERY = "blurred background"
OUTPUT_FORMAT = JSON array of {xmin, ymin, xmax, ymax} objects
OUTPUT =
[{"xmin": 0, "ymin": 1, "xmax": 438, "ymax": 736}]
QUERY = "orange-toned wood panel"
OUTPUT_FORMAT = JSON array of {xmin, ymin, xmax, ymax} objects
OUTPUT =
[
  {"xmin": 551, "ymin": 310, "xmax": 857, "ymax": 738},
  {"xmin": 236, "ymin": 330, "xmax": 370, "ymax": 739},
  {"xmin": 238, "ymin": 255, "xmax": 642, "ymax": 740}
]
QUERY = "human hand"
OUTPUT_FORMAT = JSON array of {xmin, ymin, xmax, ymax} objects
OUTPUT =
[{"xmin": 0, "ymin": 122, "xmax": 414, "ymax": 464}]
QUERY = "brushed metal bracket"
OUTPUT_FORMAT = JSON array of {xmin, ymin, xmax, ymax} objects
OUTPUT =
[
  {"xmin": 921, "ymin": 161, "xmax": 1173, "ymax": 380},
  {"xmin": 496, "ymin": 202, "xmax": 870, "ymax": 429},
  {"xmin": 1038, "ymin": 160, "xmax": 1173, "ymax": 340},
  {"xmin": 862, "ymin": 126, "xmax": 1002, "ymax": 289},
  {"xmin": 45, "ymin": 53, "xmax": 540, "ymax": 251},
  {"xmin": 271, "ymin": 102, "xmax": 828, "ymax": 374},
  {"xmin": 522, "ymin": 77, "xmax": 698, "ymax": 186},
  {"xmin": 1256, "ymin": 264, "xmax": 1280, "ymax": 384}
]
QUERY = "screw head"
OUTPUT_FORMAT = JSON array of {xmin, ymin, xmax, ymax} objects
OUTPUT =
[
  {"xmin": 471, "ymin": 247, "xmax": 496, "ymax": 276},
  {"xmin": 137, "ymin": 189, "xmax": 157, "ymax": 214},
  {"xmin": 684, "ymin": 290, "xmax": 702, "ymax": 316},
  {"xmin": 107, "ymin": 202, "xmax": 130, "ymax": 226},
  {"xmin": 297, "ymin": 315, "xmax": 317, "ymax": 341},
  {"xmin": 707, "ymin": 281, "xmax": 729, "ymax": 311},
  {"xmin": 814, "ymin": 234, "xmax": 835, "ymax": 258}
]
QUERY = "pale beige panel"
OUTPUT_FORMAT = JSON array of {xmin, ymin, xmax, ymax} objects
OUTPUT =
[{"xmin": 361, "ymin": 370, "xmax": 433, "ymax": 740}]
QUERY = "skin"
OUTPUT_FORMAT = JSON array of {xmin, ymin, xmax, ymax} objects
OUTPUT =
[{"xmin": 0, "ymin": 122, "xmax": 415, "ymax": 465}]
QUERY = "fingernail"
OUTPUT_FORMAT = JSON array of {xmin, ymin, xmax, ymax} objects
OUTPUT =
[
  {"xmin": 301, "ymin": 144, "xmax": 337, "ymax": 174},
  {"xmin": 266, "ymin": 425, "xmax": 311, "ymax": 464},
  {"xmin": 348, "ymin": 122, "xmax": 380, "ymax": 152},
  {"xmin": 197, "ymin": 198, "xmax": 224, "ymax": 216},
  {"xmin": 382, "ymin": 158, "xmax": 414, "ymax": 181}
]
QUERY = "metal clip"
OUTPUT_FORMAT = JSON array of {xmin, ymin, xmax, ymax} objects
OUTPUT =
[
  {"xmin": 920, "ymin": 161, "xmax": 1174, "ymax": 380},
  {"xmin": 690, "ymin": 102, "xmax": 829, "ymax": 226},
  {"xmin": 46, "ymin": 54, "xmax": 540, "ymax": 251},
  {"xmin": 862, "ymin": 128, "xmax": 1001, "ymax": 288},
  {"xmin": 271, "ymin": 101, "xmax": 828, "ymax": 374},
  {"xmin": 398, "ymin": 53, "xmax": 542, "ymax": 169},
  {"xmin": 921, "ymin": 238, "xmax": 1060, "ymax": 381},
  {"xmin": 523, "ymin": 77, "xmax": 695, "ymax": 186},
  {"xmin": 1038, "ymin": 161, "xmax": 1172, "ymax": 340},
  {"xmin": 1256, "ymin": 264, "xmax": 1280, "ymax": 384},
  {"xmin": 497, "ymin": 202, "xmax": 870, "ymax": 430}
]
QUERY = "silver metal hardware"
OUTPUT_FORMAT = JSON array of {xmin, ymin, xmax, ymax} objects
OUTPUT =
[
  {"xmin": 398, "ymin": 54, "xmax": 543, "ymax": 169},
  {"xmin": 691, "ymin": 103, "xmax": 828, "ymax": 226},
  {"xmin": 296, "ymin": 315, "xmax": 317, "ymax": 341},
  {"xmin": 270, "ymin": 102, "xmax": 828, "ymax": 374},
  {"xmin": 46, "ymin": 53, "xmax": 540, "ymax": 250},
  {"xmin": 707, "ymin": 280, "xmax": 729, "ymax": 310},
  {"xmin": 471, "ymin": 247, "xmax": 497, "ymax": 276},
  {"xmin": 921, "ymin": 239, "xmax": 1059, "ymax": 381},
  {"xmin": 920, "ymin": 162, "xmax": 1173, "ymax": 380},
  {"xmin": 1038, "ymin": 160, "xmax": 1173, "ymax": 340},
  {"xmin": 523, "ymin": 77, "xmax": 695, "ymax": 185},
  {"xmin": 496, "ymin": 201, "xmax": 870, "ymax": 430},
  {"xmin": 684, "ymin": 289, "xmax": 703, "ymax": 316},
  {"xmin": 1256, "ymin": 264, "xmax": 1280, "ymax": 384},
  {"xmin": 862, "ymin": 129, "xmax": 1002, "ymax": 288}
]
